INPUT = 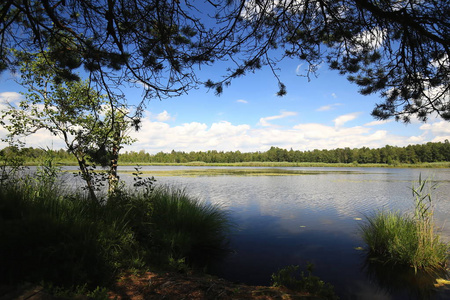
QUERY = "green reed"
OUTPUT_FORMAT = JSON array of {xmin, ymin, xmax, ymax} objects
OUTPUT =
[
  {"xmin": 360, "ymin": 176, "xmax": 449, "ymax": 273},
  {"xmin": 149, "ymin": 185, "xmax": 231, "ymax": 267}
]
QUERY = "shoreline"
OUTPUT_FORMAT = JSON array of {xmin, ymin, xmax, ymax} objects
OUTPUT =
[{"xmin": 18, "ymin": 161, "xmax": 450, "ymax": 168}]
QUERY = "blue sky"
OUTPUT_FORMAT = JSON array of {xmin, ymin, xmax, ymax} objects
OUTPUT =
[{"xmin": 1, "ymin": 56, "xmax": 449, "ymax": 154}]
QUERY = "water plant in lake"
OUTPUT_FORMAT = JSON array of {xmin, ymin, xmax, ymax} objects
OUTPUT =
[
  {"xmin": 149, "ymin": 185, "xmax": 231, "ymax": 267},
  {"xmin": 271, "ymin": 263, "xmax": 338, "ymax": 299},
  {"xmin": 359, "ymin": 176, "xmax": 449, "ymax": 273}
]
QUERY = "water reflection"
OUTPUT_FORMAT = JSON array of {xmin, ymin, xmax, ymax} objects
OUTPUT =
[{"xmin": 362, "ymin": 256, "xmax": 450, "ymax": 299}]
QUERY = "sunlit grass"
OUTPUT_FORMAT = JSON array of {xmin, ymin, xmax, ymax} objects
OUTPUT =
[{"xmin": 360, "ymin": 177, "xmax": 449, "ymax": 273}]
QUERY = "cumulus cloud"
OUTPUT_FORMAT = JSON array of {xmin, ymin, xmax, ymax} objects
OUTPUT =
[
  {"xmin": 155, "ymin": 110, "xmax": 173, "ymax": 122},
  {"xmin": 128, "ymin": 118, "xmax": 252, "ymax": 152},
  {"xmin": 333, "ymin": 112, "xmax": 360, "ymax": 128},
  {"xmin": 420, "ymin": 121, "xmax": 450, "ymax": 135},
  {"xmin": 117, "ymin": 109, "xmax": 422, "ymax": 153},
  {"xmin": 0, "ymin": 127, "xmax": 67, "ymax": 150},
  {"xmin": 257, "ymin": 111, "xmax": 297, "ymax": 127},
  {"xmin": 408, "ymin": 135, "xmax": 426, "ymax": 144},
  {"xmin": 419, "ymin": 121, "xmax": 450, "ymax": 143},
  {"xmin": 0, "ymin": 91, "xmax": 22, "ymax": 102},
  {"xmin": 1, "ymin": 106, "xmax": 444, "ymax": 154}
]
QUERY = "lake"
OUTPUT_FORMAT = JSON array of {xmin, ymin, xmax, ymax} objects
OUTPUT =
[{"xmin": 66, "ymin": 166, "xmax": 450, "ymax": 299}]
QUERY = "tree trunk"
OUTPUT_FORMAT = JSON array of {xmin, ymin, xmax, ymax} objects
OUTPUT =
[
  {"xmin": 108, "ymin": 125, "xmax": 121, "ymax": 197},
  {"xmin": 76, "ymin": 156, "xmax": 98, "ymax": 202}
]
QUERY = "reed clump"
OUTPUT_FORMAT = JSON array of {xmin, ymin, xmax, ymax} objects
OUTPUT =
[
  {"xmin": 360, "ymin": 176, "xmax": 449, "ymax": 273},
  {"xmin": 150, "ymin": 185, "xmax": 231, "ymax": 266}
]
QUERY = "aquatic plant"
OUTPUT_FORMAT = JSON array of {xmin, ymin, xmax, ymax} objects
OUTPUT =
[
  {"xmin": 271, "ymin": 263, "xmax": 338, "ymax": 299},
  {"xmin": 150, "ymin": 185, "xmax": 231, "ymax": 267},
  {"xmin": 360, "ymin": 176, "xmax": 449, "ymax": 273}
]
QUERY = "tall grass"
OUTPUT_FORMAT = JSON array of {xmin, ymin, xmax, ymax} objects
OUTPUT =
[
  {"xmin": 360, "ymin": 176, "xmax": 449, "ymax": 273},
  {"xmin": 0, "ymin": 174, "xmax": 231, "ymax": 289},
  {"xmin": 150, "ymin": 185, "xmax": 231, "ymax": 266},
  {"xmin": 0, "ymin": 176, "xmax": 140, "ymax": 287}
]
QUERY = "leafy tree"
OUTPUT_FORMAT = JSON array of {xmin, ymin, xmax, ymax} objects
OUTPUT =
[
  {"xmin": 0, "ymin": 0, "xmax": 448, "ymax": 122},
  {"xmin": 0, "ymin": 51, "xmax": 133, "ymax": 200}
]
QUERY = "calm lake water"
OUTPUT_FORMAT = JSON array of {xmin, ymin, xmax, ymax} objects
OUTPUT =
[{"xmin": 65, "ymin": 166, "xmax": 450, "ymax": 299}]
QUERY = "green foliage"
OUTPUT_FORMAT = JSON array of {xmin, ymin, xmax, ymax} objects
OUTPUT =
[
  {"xmin": 132, "ymin": 165, "xmax": 157, "ymax": 197},
  {"xmin": 360, "ymin": 177, "xmax": 449, "ymax": 273},
  {"xmin": 271, "ymin": 264, "xmax": 338, "ymax": 299},
  {"xmin": 0, "ymin": 141, "xmax": 28, "ymax": 185},
  {"xmin": 3, "ymin": 141, "xmax": 450, "ymax": 166},
  {"xmin": 1, "ymin": 51, "xmax": 134, "ymax": 201},
  {"xmin": 118, "ymin": 142, "xmax": 450, "ymax": 165},
  {"xmin": 0, "ymin": 168, "xmax": 231, "ymax": 290}
]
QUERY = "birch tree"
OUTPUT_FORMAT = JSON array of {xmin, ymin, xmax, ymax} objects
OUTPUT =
[{"xmin": 1, "ymin": 51, "xmax": 133, "ymax": 201}]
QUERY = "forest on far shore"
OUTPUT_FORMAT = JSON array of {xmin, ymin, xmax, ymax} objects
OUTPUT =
[{"xmin": 1, "ymin": 141, "xmax": 450, "ymax": 165}]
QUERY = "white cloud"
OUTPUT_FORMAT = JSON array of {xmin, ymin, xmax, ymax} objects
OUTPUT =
[
  {"xmin": 420, "ymin": 121, "xmax": 450, "ymax": 136},
  {"xmin": 295, "ymin": 64, "xmax": 303, "ymax": 75},
  {"xmin": 331, "ymin": 93, "xmax": 337, "ymax": 99},
  {"xmin": 128, "ymin": 118, "xmax": 252, "ymax": 152},
  {"xmin": 258, "ymin": 111, "xmax": 298, "ymax": 127},
  {"xmin": 431, "ymin": 136, "xmax": 450, "ymax": 143},
  {"xmin": 0, "ymin": 92, "xmax": 22, "ymax": 110},
  {"xmin": 364, "ymin": 119, "xmax": 392, "ymax": 126},
  {"xmin": 333, "ymin": 112, "xmax": 360, "ymax": 128},
  {"xmin": 1, "ymin": 107, "xmax": 444, "ymax": 154},
  {"xmin": 317, "ymin": 103, "xmax": 342, "ymax": 111},
  {"xmin": 236, "ymin": 99, "xmax": 248, "ymax": 104},
  {"xmin": 0, "ymin": 91, "xmax": 22, "ymax": 102},
  {"xmin": 118, "ymin": 109, "xmax": 422, "ymax": 153},
  {"xmin": 408, "ymin": 135, "xmax": 426, "ymax": 144},
  {"xmin": 0, "ymin": 128, "xmax": 67, "ymax": 150},
  {"xmin": 155, "ymin": 110, "xmax": 173, "ymax": 122}
]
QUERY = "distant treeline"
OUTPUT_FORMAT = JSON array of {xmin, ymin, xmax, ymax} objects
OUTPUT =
[{"xmin": 1, "ymin": 141, "xmax": 450, "ymax": 165}]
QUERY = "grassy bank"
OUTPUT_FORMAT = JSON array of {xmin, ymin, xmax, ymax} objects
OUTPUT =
[{"xmin": 0, "ymin": 175, "xmax": 230, "ymax": 294}]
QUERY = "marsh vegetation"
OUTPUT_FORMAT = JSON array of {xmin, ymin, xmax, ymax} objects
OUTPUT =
[{"xmin": 360, "ymin": 176, "xmax": 449, "ymax": 273}]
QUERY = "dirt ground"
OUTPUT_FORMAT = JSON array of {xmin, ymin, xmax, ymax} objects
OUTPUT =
[
  {"xmin": 2, "ymin": 271, "xmax": 324, "ymax": 300},
  {"xmin": 108, "ymin": 271, "xmax": 324, "ymax": 299}
]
